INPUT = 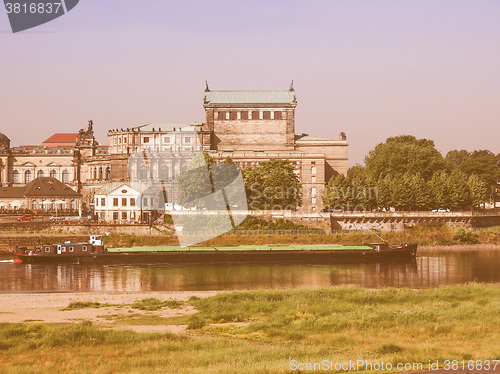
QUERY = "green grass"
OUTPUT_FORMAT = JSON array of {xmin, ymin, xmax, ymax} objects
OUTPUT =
[
  {"xmin": 62, "ymin": 302, "xmax": 115, "ymax": 311},
  {"xmin": 130, "ymin": 298, "xmax": 184, "ymax": 311},
  {"xmin": 1, "ymin": 284, "xmax": 499, "ymax": 373}
]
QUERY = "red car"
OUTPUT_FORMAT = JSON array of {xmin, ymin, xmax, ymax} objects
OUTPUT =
[{"xmin": 17, "ymin": 214, "xmax": 34, "ymax": 221}]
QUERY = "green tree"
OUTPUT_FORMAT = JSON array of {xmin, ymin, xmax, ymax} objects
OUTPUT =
[
  {"xmin": 448, "ymin": 170, "xmax": 471, "ymax": 210},
  {"xmin": 365, "ymin": 135, "xmax": 446, "ymax": 181},
  {"xmin": 243, "ymin": 159, "xmax": 301, "ymax": 210},
  {"xmin": 459, "ymin": 150, "xmax": 500, "ymax": 191},
  {"xmin": 428, "ymin": 171, "xmax": 452, "ymax": 209},
  {"xmin": 445, "ymin": 150, "xmax": 470, "ymax": 168},
  {"xmin": 468, "ymin": 174, "xmax": 488, "ymax": 207}
]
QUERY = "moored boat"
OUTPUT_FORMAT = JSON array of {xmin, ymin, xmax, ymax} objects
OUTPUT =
[{"xmin": 12, "ymin": 235, "xmax": 417, "ymax": 264}]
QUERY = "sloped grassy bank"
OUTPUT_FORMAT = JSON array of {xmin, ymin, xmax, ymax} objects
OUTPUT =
[
  {"xmin": 0, "ymin": 284, "xmax": 498, "ymax": 373},
  {"xmin": 101, "ymin": 223, "xmax": 500, "ymax": 248}
]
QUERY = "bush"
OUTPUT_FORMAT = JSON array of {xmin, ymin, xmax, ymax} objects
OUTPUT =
[{"xmin": 452, "ymin": 228, "xmax": 478, "ymax": 244}]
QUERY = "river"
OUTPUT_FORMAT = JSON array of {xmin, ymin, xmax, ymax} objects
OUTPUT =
[{"xmin": 0, "ymin": 247, "xmax": 498, "ymax": 293}]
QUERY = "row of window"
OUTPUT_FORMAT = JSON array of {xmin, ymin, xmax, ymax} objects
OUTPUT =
[
  {"xmin": 13, "ymin": 169, "xmax": 70, "ymax": 184},
  {"xmin": 44, "ymin": 245, "xmax": 88, "ymax": 253},
  {"xmin": 95, "ymin": 197, "xmax": 152, "ymax": 207},
  {"xmin": 32, "ymin": 200, "xmax": 76, "ymax": 210},
  {"xmin": 114, "ymin": 136, "xmax": 193, "ymax": 145},
  {"xmin": 217, "ymin": 111, "xmax": 283, "ymax": 120}
]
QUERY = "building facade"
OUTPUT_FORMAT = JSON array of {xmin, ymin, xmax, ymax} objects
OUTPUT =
[{"xmin": 0, "ymin": 85, "xmax": 348, "ymax": 212}]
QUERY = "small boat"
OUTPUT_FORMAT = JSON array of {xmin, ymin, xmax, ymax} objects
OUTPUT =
[{"xmin": 12, "ymin": 235, "xmax": 417, "ymax": 264}]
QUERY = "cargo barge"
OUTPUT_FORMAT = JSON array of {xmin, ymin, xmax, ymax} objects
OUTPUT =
[{"xmin": 12, "ymin": 235, "xmax": 417, "ymax": 264}]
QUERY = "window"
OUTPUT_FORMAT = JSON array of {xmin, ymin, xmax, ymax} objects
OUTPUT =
[
  {"xmin": 143, "ymin": 137, "xmax": 150, "ymax": 143},
  {"xmin": 252, "ymin": 111, "xmax": 260, "ymax": 120},
  {"xmin": 263, "ymin": 111, "xmax": 271, "ymax": 119},
  {"xmin": 95, "ymin": 198, "xmax": 99, "ymax": 206},
  {"xmin": 312, "ymin": 187, "xmax": 317, "ymax": 197},
  {"xmin": 69, "ymin": 246, "xmax": 74, "ymax": 252},
  {"xmin": 241, "ymin": 111, "xmax": 248, "ymax": 120},
  {"xmin": 274, "ymin": 111, "xmax": 282, "ymax": 120},
  {"xmin": 62, "ymin": 170, "xmax": 69, "ymax": 183},
  {"xmin": 45, "ymin": 246, "xmax": 51, "ymax": 253},
  {"xmin": 312, "ymin": 176, "xmax": 316, "ymax": 183},
  {"xmin": 113, "ymin": 198, "xmax": 119, "ymax": 206},
  {"xmin": 143, "ymin": 197, "xmax": 148, "ymax": 206},
  {"xmin": 122, "ymin": 212, "xmax": 127, "ymax": 220},
  {"xmin": 61, "ymin": 247, "xmax": 66, "ymax": 253},
  {"xmin": 25, "ymin": 170, "xmax": 32, "ymax": 183},
  {"xmin": 230, "ymin": 111, "xmax": 237, "ymax": 120},
  {"xmin": 70, "ymin": 200, "xmax": 76, "ymax": 209},
  {"xmin": 13, "ymin": 170, "xmax": 20, "ymax": 183},
  {"xmin": 184, "ymin": 137, "xmax": 191, "ymax": 144},
  {"xmin": 37, "ymin": 170, "xmax": 44, "ymax": 178},
  {"xmin": 49, "ymin": 170, "xmax": 56, "ymax": 178},
  {"xmin": 113, "ymin": 212, "xmax": 119, "ymax": 220},
  {"xmin": 130, "ymin": 198, "xmax": 135, "ymax": 207},
  {"xmin": 122, "ymin": 198, "xmax": 127, "ymax": 206},
  {"xmin": 163, "ymin": 137, "xmax": 170, "ymax": 143},
  {"xmin": 101, "ymin": 198, "xmax": 105, "ymax": 206},
  {"xmin": 218, "ymin": 111, "xmax": 226, "ymax": 120},
  {"xmin": 82, "ymin": 246, "xmax": 88, "ymax": 252},
  {"xmin": 123, "ymin": 137, "xmax": 127, "ymax": 144}
]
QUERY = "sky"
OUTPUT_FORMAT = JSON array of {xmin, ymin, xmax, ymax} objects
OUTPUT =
[{"xmin": 1, "ymin": 0, "xmax": 499, "ymax": 165}]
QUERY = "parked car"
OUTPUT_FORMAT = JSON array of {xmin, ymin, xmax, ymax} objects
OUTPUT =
[
  {"xmin": 17, "ymin": 214, "xmax": 34, "ymax": 221},
  {"xmin": 432, "ymin": 208, "xmax": 450, "ymax": 213}
]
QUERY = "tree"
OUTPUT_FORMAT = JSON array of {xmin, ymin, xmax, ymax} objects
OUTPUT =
[
  {"xmin": 243, "ymin": 159, "xmax": 301, "ymax": 210},
  {"xmin": 468, "ymin": 174, "xmax": 488, "ymax": 207},
  {"xmin": 459, "ymin": 150, "xmax": 500, "ymax": 191},
  {"xmin": 445, "ymin": 150, "xmax": 470, "ymax": 168},
  {"xmin": 428, "ymin": 171, "xmax": 452, "ymax": 209},
  {"xmin": 365, "ymin": 135, "xmax": 446, "ymax": 181}
]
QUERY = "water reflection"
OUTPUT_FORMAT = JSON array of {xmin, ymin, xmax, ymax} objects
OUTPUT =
[{"xmin": 0, "ymin": 249, "xmax": 499, "ymax": 293}]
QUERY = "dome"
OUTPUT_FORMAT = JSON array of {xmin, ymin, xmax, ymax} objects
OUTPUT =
[{"xmin": 0, "ymin": 132, "xmax": 10, "ymax": 152}]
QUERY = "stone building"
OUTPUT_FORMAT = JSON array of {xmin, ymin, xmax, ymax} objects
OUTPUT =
[{"xmin": 0, "ymin": 85, "xmax": 348, "ymax": 212}]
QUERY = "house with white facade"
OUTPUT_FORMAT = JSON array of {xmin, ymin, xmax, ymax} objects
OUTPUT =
[{"xmin": 94, "ymin": 182, "xmax": 158, "ymax": 223}]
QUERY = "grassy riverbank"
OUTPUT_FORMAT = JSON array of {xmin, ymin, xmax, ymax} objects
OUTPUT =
[
  {"xmin": 100, "ymin": 223, "xmax": 500, "ymax": 248},
  {"xmin": 0, "ymin": 284, "xmax": 498, "ymax": 373}
]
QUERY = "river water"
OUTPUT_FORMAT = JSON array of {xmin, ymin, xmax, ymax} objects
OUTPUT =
[{"xmin": 0, "ymin": 248, "xmax": 499, "ymax": 293}]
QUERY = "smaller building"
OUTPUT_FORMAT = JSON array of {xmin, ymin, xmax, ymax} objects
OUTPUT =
[
  {"xmin": 42, "ymin": 133, "xmax": 80, "ymax": 148},
  {"xmin": 94, "ymin": 182, "xmax": 159, "ymax": 223},
  {"xmin": 0, "ymin": 177, "xmax": 82, "ymax": 211}
]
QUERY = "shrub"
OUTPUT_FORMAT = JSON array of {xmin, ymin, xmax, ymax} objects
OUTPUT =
[{"xmin": 452, "ymin": 228, "xmax": 478, "ymax": 244}]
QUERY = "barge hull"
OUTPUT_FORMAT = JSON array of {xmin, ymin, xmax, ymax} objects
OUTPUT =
[{"xmin": 15, "ymin": 245, "xmax": 417, "ymax": 264}]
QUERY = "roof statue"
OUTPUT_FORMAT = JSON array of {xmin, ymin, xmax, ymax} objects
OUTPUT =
[
  {"xmin": 79, "ymin": 120, "xmax": 94, "ymax": 136},
  {"xmin": 289, "ymin": 80, "xmax": 294, "ymax": 91},
  {"xmin": 205, "ymin": 81, "xmax": 210, "ymax": 92}
]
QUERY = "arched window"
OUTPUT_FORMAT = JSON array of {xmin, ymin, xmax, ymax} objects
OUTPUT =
[
  {"xmin": 98, "ymin": 167, "xmax": 103, "ymax": 180},
  {"xmin": 159, "ymin": 165, "xmax": 169, "ymax": 180},
  {"xmin": 25, "ymin": 170, "xmax": 32, "ymax": 183},
  {"xmin": 240, "ymin": 111, "xmax": 248, "ymax": 120},
  {"xmin": 62, "ymin": 170, "xmax": 70, "ymax": 183},
  {"xmin": 218, "ymin": 111, "xmax": 226, "ymax": 120},
  {"xmin": 139, "ymin": 166, "xmax": 148, "ymax": 180},
  {"xmin": 252, "ymin": 111, "xmax": 260, "ymax": 120},
  {"xmin": 274, "ymin": 111, "xmax": 282, "ymax": 120},
  {"xmin": 105, "ymin": 167, "xmax": 111, "ymax": 180},
  {"xmin": 13, "ymin": 170, "xmax": 20, "ymax": 183},
  {"xmin": 263, "ymin": 111, "xmax": 271, "ymax": 119},
  {"xmin": 37, "ymin": 170, "xmax": 44, "ymax": 178},
  {"xmin": 229, "ymin": 111, "xmax": 237, "ymax": 120},
  {"xmin": 49, "ymin": 170, "xmax": 57, "ymax": 178}
]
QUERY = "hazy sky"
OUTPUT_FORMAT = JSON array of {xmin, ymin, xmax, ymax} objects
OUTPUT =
[{"xmin": 1, "ymin": 0, "xmax": 499, "ymax": 165}]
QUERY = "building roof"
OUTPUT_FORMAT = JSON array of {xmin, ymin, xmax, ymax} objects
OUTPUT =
[
  {"xmin": 95, "ymin": 182, "xmax": 154, "ymax": 195},
  {"xmin": 133, "ymin": 123, "xmax": 202, "ymax": 132},
  {"xmin": 42, "ymin": 133, "xmax": 79, "ymax": 144},
  {"xmin": 204, "ymin": 91, "xmax": 297, "ymax": 104},
  {"xmin": 296, "ymin": 136, "xmax": 332, "ymax": 141},
  {"xmin": 0, "ymin": 177, "xmax": 81, "ymax": 199}
]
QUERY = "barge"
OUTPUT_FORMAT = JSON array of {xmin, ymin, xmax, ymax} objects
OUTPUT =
[{"xmin": 13, "ymin": 235, "xmax": 417, "ymax": 264}]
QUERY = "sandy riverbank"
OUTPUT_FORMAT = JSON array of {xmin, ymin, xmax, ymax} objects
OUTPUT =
[{"xmin": 0, "ymin": 291, "xmax": 220, "ymax": 332}]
